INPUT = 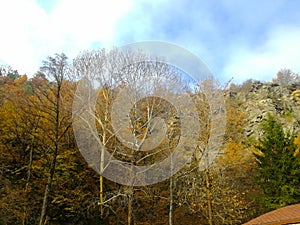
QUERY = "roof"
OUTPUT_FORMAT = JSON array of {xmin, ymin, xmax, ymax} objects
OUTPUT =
[{"xmin": 243, "ymin": 204, "xmax": 300, "ymax": 225}]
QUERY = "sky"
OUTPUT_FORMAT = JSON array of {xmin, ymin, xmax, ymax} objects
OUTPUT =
[{"xmin": 1, "ymin": 0, "xmax": 300, "ymax": 83}]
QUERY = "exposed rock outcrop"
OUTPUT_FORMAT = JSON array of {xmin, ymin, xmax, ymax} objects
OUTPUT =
[{"xmin": 227, "ymin": 81, "xmax": 300, "ymax": 140}]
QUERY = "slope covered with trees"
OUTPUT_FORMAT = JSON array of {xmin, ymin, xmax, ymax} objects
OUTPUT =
[{"xmin": 1, "ymin": 51, "xmax": 300, "ymax": 225}]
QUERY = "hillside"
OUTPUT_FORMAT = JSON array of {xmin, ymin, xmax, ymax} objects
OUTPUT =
[{"xmin": 1, "ymin": 61, "xmax": 300, "ymax": 224}]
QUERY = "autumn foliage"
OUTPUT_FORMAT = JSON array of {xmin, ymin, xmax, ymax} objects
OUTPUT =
[{"xmin": 1, "ymin": 53, "xmax": 299, "ymax": 225}]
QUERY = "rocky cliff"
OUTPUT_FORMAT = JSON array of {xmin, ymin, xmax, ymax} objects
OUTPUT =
[{"xmin": 227, "ymin": 81, "xmax": 300, "ymax": 140}]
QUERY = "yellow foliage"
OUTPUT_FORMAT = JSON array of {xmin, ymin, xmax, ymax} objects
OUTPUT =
[
  {"xmin": 217, "ymin": 139, "xmax": 255, "ymax": 170},
  {"xmin": 294, "ymin": 132, "xmax": 300, "ymax": 146},
  {"xmin": 294, "ymin": 132, "xmax": 300, "ymax": 157},
  {"xmin": 15, "ymin": 75, "xmax": 27, "ymax": 85}
]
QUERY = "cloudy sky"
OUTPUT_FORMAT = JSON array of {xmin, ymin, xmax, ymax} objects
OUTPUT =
[{"xmin": 1, "ymin": 0, "xmax": 300, "ymax": 83}]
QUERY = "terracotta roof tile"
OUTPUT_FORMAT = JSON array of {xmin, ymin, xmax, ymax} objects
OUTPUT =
[{"xmin": 243, "ymin": 204, "xmax": 300, "ymax": 225}]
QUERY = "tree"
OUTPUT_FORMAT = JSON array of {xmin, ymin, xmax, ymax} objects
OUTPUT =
[
  {"xmin": 272, "ymin": 69, "xmax": 300, "ymax": 85},
  {"xmin": 0, "ymin": 75, "xmax": 41, "ymax": 224},
  {"xmin": 253, "ymin": 114, "xmax": 300, "ymax": 210},
  {"xmin": 73, "ymin": 49, "xmax": 130, "ymax": 222},
  {"xmin": 0, "ymin": 62, "xmax": 102, "ymax": 224},
  {"xmin": 0, "ymin": 65, "xmax": 20, "ymax": 80},
  {"xmin": 36, "ymin": 53, "xmax": 73, "ymax": 225},
  {"xmin": 172, "ymin": 91, "xmax": 264, "ymax": 225},
  {"xmin": 72, "ymin": 48, "xmax": 201, "ymax": 224}
]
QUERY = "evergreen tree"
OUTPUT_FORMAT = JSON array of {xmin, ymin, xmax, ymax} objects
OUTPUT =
[{"xmin": 254, "ymin": 114, "xmax": 300, "ymax": 210}]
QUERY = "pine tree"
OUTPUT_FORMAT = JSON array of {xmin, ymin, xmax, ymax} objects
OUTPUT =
[{"xmin": 254, "ymin": 114, "xmax": 300, "ymax": 210}]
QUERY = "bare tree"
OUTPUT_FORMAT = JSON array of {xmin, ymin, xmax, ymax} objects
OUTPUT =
[
  {"xmin": 36, "ymin": 53, "xmax": 73, "ymax": 225},
  {"xmin": 273, "ymin": 69, "xmax": 300, "ymax": 85},
  {"xmin": 72, "ymin": 48, "xmax": 199, "ymax": 224}
]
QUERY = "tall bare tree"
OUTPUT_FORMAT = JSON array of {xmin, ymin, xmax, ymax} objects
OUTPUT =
[
  {"xmin": 36, "ymin": 53, "xmax": 72, "ymax": 225},
  {"xmin": 72, "ymin": 49, "xmax": 199, "ymax": 224}
]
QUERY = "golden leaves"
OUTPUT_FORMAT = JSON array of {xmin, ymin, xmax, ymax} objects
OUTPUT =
[{"xmin": 293, "ymin": 132, "xmax": 300, "ymax": 157}]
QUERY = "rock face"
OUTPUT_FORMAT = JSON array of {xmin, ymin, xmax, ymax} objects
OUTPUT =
[{"xmin": 228, "ymin": 81, "xmax": 300, "ymax": 140}]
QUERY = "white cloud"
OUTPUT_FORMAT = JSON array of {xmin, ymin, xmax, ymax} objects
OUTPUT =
[
  {"xmin": 1, "ymin": 0, "xmax": 300, "ymax": 84},
  {"xmin": 0, "ymin": 0, "xmax": 135, "ymax": 76},
  {"xmin": 0, "ymin": 0, "xmax": 44, "ymax": 74},
  {"xmin": 223, "ymin": 26, "xmax": 300, "ymax": 83}
]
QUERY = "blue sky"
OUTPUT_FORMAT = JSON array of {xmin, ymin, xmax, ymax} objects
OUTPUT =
[{"xmin": 1, "ymin": 0, "xmax": 300, "ymax": 83}]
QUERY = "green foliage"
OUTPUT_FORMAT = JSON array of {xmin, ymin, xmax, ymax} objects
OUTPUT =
[{"xmin": 254, "ymin": 114, "xmax": 300, "ymax": 210}]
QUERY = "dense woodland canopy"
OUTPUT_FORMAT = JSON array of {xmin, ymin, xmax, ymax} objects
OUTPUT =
[{"xmin": 1, "ymin": 51, "xmax": 300, "ymax": 225}]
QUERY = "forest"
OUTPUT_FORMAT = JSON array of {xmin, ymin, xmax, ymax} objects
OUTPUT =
[{"xmin": 1, "ymin": 50, "xmax": 300, "ymax": 225}]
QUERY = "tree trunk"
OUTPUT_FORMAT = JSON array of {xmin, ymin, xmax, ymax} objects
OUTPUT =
[
  {"xmin": 99, "ymin": 109, "xmax": 107, "ymax": 220},
  {"xmin": 26, "ymin": 145, "xmax": 33, "ymax": 187},
  {"xmin": 37, "ymin": 53, "xmax": 67, "ymax": 225},
  {"xmin": 39, "ymin": 145, "xmax": 58, "ymax": 225},
  {"xmin": 100, "ymin": 175, "xmax": 104, "ymax": 217},
  {"xmin": 39, "ymin": 84, "xmax": 61, "ymax": 225},
  {"xmin": 127, "ymin": 190, "xmax": 133, "ymax": 225},
  {"xmin": 169, "ymin": 176, "xmax": 173, "ymax": 225},
  {"xmin": 205, "ymin": 169, "xmax": 213, "ymax": 225}
]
